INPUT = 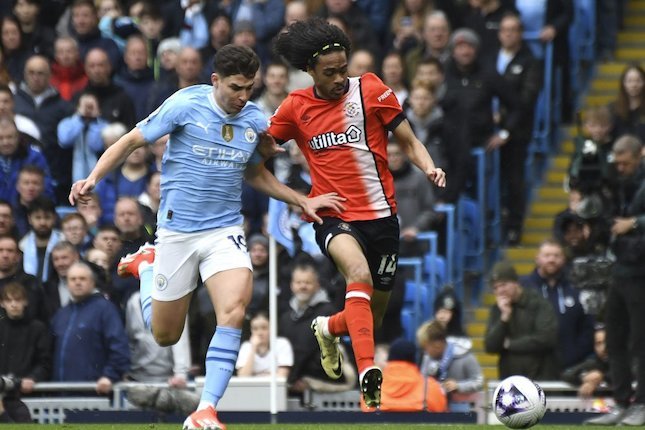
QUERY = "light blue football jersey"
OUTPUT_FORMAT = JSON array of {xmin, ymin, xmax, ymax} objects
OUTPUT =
[{"xmin": 137, "ymin": 85, "xmax": 265, "ymax": 232}]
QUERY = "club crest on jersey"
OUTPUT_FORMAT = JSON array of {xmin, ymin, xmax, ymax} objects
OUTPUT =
[
  {"xmin": 338, "ymin": 222, "xmax": 351, "ymax": 231},
  {"xmin": 344, "ymin": 102, "xmax": 360, "ymax": 118},
  {"xmin": 222, "ymin": 124, "xmax": 234, "ymax": 142},
  {"xmin": 308, "ymin": 125, "xmax": 362, "ymax": 150},
  {"xmin": 244, "ymin": 127, "xmax": 257, "ymax": 143}
]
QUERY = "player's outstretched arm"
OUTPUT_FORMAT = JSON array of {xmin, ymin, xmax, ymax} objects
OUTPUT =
[
  {"xmin": 392, "ymin": 119, "xmax": 446, "ymax": 188},
  {"xmin": 69, "ymin": 127, "xmax": 148, "ymax": 205},
  {"xmin": 244, "ymin": 162, "xmax": 345, "ymax": 224}
]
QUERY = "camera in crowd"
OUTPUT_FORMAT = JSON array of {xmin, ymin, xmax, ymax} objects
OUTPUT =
[{"xmin": 570, "ymin": 255, "xmax": 613, "ymax": 316}]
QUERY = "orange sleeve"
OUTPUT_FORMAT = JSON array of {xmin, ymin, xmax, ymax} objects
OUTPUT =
[
  {"xmin": 361, "ymin": 72, "xmax": 403, "ymax": 128},
  {"xmin": 268, "ymin": 95, "xmax": 297, "ymax": 142}
]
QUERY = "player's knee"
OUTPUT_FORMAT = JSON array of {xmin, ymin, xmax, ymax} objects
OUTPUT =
[
  {"xmin": 153, "ymin": 329, "xmax": 181, "ymax": 347},
  {"xmin": 217, "ymin": 303, "xmax": 246, "ymax": 328}
]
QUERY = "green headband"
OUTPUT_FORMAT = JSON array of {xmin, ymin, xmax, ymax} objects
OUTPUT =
[{"xmin": 312, "ymin": 43, "xmax": 345, "ymax": 59}]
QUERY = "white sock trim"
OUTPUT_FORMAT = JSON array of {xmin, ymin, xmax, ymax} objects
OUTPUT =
[
  {"xmin": 346, "ymin": 291, "xmax": 371, "ymax": 301},
  {"xmin": 197, "ymin": 400, "xmax": 214, "ymax": 411},
  {"xmin": 320, "ymin": 316, "xmax": 332, "ymax": 338}
]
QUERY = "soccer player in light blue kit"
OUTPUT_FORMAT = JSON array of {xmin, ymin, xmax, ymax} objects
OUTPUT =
[{"xmin": 69, "ymin": 45, "xmax": 345, "ymax": 430}]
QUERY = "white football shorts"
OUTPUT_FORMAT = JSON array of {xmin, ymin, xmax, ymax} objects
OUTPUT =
[{"xmin": 151, "ymin": 225, "xmax": 252, "ymax": 301}]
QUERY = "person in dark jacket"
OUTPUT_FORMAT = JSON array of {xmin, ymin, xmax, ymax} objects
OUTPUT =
[
  {"xmin": 520, "ymin": 239, "xmax": 594, "ymax": 371},
  {"xmin": 12, "ymin": 55, "xmax": 73, "ymax": 203},
  {"xmin": 440, "ymin": 28, "xmax": 519, "ymax": 203},
  {"xmin": 562, "ymin": 323, "xmax": 611, "ymax": 399},
  {"xmin": 463, "ymin": 0, "xmax": 517, "ymax": 59},
  {"xmin": 0, "ymin": 235, "xmax": 48, "ymax": 325},
  {"xmin": 484, "ymin": 260, "xmax": 559, "ymax": 380},
  {"xmin": 114, "ymin": 34, "xmax": 155, "ymax": 122},
  {"xmin": 278, "ymin": 261, "xmax": 354, "ymax": 396},
  {"xmin": 586, "ymin": 135, "xmax": 645, "ymax": 425},
  {"xmin": 51, "ymin": 261, "xmax": 130, "ymax": 393},
  {"xmin": 490, "ymin": 12, "xmax": 542, "ymax": 245},
  {"xmin": 0, "ymin": 117, "xmax": 54, "ymax": 206},
  {"xmin": 74, "ymin": 48, "xmax": 136, "ymax": 128},
  {"xmin": 0, "ymin": 282, "xmax": 51, "ymax": 423},
  {"xmin": 69, "ymin": 0, "xmax": 121, "ymax": 67}
]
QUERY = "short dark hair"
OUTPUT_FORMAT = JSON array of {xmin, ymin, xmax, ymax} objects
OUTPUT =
[
  {"xmin": 0, "ymin": 84, "xmax": 13, "ymax": 97},
  {"xmin": 0, "ymin": 282, "xmax": 27, "ymax": 302},
  {"xmin": 274, "ymin": 17, "xmax": 351, "ymax": 72},
  {"xmin": 27, "ymin": 196, "xmax": 56, "ymax": 216},
  {"xmin": 18, "ymin": 164, "xmax": 45, "ymax": 179},
  {"xmin": 213, "ymin": 44, "xmax": 259, "ymax": 79}
]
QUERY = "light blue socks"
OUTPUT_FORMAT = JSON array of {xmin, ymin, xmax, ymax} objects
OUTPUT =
[
  {"xmin": 200, "ymin": 326, "xmax": 242, "ymax": 408},
  {"xmin": 139, "ymin": 265, "xmax": 154, "ymax": 330}
]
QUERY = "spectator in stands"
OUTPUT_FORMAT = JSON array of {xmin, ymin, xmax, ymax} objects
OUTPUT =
[
  {"xmin": 136, "ymin": 3, "xmax": 165, "ymax": 81},
  {"xmin": 387, "ymin": 141, "xmax": 437, "ymax": 257},
  {"xmin": 0, "ymin": 84, "xmax": 41, "ymax": 141},
  {"xmin": 371, "ymin": 337, "xmax": 447, "ymax": 412},
  {"xmin": 77, "ymin": 47, "xmax": 136, "ymax": 128},
  {"xmin": 256, "ymin": 62, "xmax": 289, "ymax": 119},
  {"xmin": 405, "ymin": 11, "xmax": 451, "ymax": 84},
  {"xmin": 111, "ymin": 196, "xmax": 154, "ymax": 308},
  {"xmin": 237, "ymin": 311, "xmax": 293, "ymax": 378},
  {"xmin": 492, "ymin": 12, "xmax": 542, "ymax": 246},
  {"xmin": 348, "ymin": 49, "xmax": 376, "ymax": 77},
  {"xmin": 278, "ymin": 260, "xmax": 355, "ymax": 396},
  {"xmin": 125, "ymin": 290, "xmax": 199, "ymax": 417},
  {"xmin": 0, "ymin": 235, "xmax": 48, "ymax": 323},
  {"xmin": 92, "ymin": 224, "xmax": 122, "ymax": 268},
  {"xmin": 155, "ymin": 37, "xmax": 182, "ymax": 82},
  {"xmin": 57, "ymin": 91, "xmax": 109, "ymax": 184},
  {"xmin": 115, "ymin": 34, "xmax": 155, "ymax": 122},
  {"xmin": 221, "ymin": 0, "xmax": 285, "ymax": 65},
  {"xmin": 19, "ymin": 196, "xmax": 63, "ymax": 284},
  {"xmin": 381, "ymin": 52, "xmax": 409, "ymax": 106},
  {"xmin": 608, "ymin": 64, "xmax": 645, "ymax": 142},
  {"xmin": 69, "ymin": 0, "xmax": 121, "ymax": 66},
  {"xmin": 147, "ymin": 46, "xmax": 205, "ymax": 114},
  {"xmin": 317, "ymin": 0, "xmax": 379, "ymax": 60},
  {"xmin": 440, "ymin": 28, "xmax": 518, "ymax": 203},
  {"xmin": 568, "ymin": 105, "xmax": 615, "ymax": 195},
  {"xmin": 586, "ymin": 135, "xmax": 645, "ymax": 426},
  {"xmin": 13, "ymin": 0, "xmax": 55, "ymax": 58},
  {"xmin": 433, "ymin": 286, "xmax": 469, "ymax": 343},
  {"xmin": 521, "ymin": 239, "xmax": 594, "ymax": 371},
  {"xmin": 515, "ymin": 0, "xmax": 574, "ymax": 122},
  {"xmin": 484, "ymin": 261, "xmax": 559, "ymax": 380},
  {"xmin": 231, "ymin": 20, "xmax": 258, "ymax": 55},
  {"xmin": 246, "ymin": 234, "xmax": 270, "ymax": 319},
  {"xmin": 0, "ymin": 118, "xmax": 53, "ymax": 209},
  {"xmin": 137, "ymin": 171, "xmax": 160, "ymax": 232},
  {"xmin": 86, "ymin": 247, "xmax": 109, "ymax": 272},
  {"xmin": 0, "ymin": 282, "xmax": 51, "ymax": 423},
  {"xmin": 50, "ymin": 36, "xmax": 88, "ymax": 102},
  {"xmin": 413, "ymin": 57, "xmax": 446, "ymax": 100},
  {"xmin": 199, "ymin": 13, "xmax": 231, "ymax": 77},
  {"xmin": 0, "ymin": 201, "xmax": 18, "ymax": 239},
  {"xmin": 12, "ymin": 165, "xmax": 50, "ymax": 238},
  {"xmin": 406, "ymin": 79, "xmax": 446, "ymax": 172},
  {"xmin": 61, "ymin": 213, "xmax": 91, "ymax": 254},
  {"xmin": 418, "ymin": 320, "xmax": 483, "ymax": 412},
  {"xmin": 42, "ymin": 241, "xmax": 80, "ymax": 316},
  {"xmin": 14, "ymin": 54, "xmax": 73, "ymax": 203},
  {"xmin": 178, "ymin": 0, "xmax": 208, "ymax": 50},
  {"xmin": 463, "ymin": 0, "xmax": 517, "ymax": 59},
  {"xmin": 563, "ymin": 323, "xmax": 610, "ymax": 399},
  {"xmin": 388, "ymin": 0, "xmax": 432, "ymax": 54},
  {"xmin": 51, "ymin": 261, "xmax": 130, "ymax": 393},
  {"xmin": 0, "ymin": 15, "xmax": 31, "ymax": 83},
  {"xmin": 95, "ymin": 145, "xmax": 152, "ymax": 225}
]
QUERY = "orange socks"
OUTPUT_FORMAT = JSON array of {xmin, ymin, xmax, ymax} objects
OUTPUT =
[{"xmin": 329, "ymin": 282, "xmax": 375, "ymax": 373}]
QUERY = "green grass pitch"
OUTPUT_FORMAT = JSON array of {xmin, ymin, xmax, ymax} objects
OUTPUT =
[{"xmin": 11, "ymin": 425, "xmax": 585, "ymax": 430}]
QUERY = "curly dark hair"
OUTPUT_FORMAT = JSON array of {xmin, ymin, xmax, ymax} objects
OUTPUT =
[
  {"xmin": 213, "ymin": 44, "xmax": 259, "ymax": 79},
  {"xmin": 274, "ymin": 17, "xmax": 351, "ymax": 72}
]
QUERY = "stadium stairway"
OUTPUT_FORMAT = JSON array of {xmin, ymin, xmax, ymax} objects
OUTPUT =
[{"xmin": 466, "ymin": 0, "xmax": 645, "ymax": 381}]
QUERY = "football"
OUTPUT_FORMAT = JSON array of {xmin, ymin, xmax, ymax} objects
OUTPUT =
[{"xmin": 493, "ymin": 375, "xmax": 547, "ymax": 429}]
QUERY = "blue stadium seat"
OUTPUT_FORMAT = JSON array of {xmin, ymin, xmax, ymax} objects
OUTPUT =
[
  {"xmin": 400, "ymin": 308, "xmax": 415, "ymax": 342},
  {"xmin": 404, "ymin": 280, "xmax": 431, "ymax": 322},
  {"xmin": 423, "ymin": 253, "xmax": 446, "ymax": 290}
]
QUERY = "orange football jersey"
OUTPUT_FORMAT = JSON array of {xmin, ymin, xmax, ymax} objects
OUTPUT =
[{"xmin": 269, "ymin": 73, "xmax": 403, "ymax": 221}]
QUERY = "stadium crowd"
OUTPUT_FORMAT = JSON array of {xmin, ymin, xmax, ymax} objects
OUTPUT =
[{"xmin": 0, "ymin": 0, "xmax": 642, "ymax": 425}]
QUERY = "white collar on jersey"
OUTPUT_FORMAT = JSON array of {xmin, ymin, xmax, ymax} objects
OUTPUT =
[{"xmin": 208, "ymin": 90, "xmax": 244, "ymax": 119}]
